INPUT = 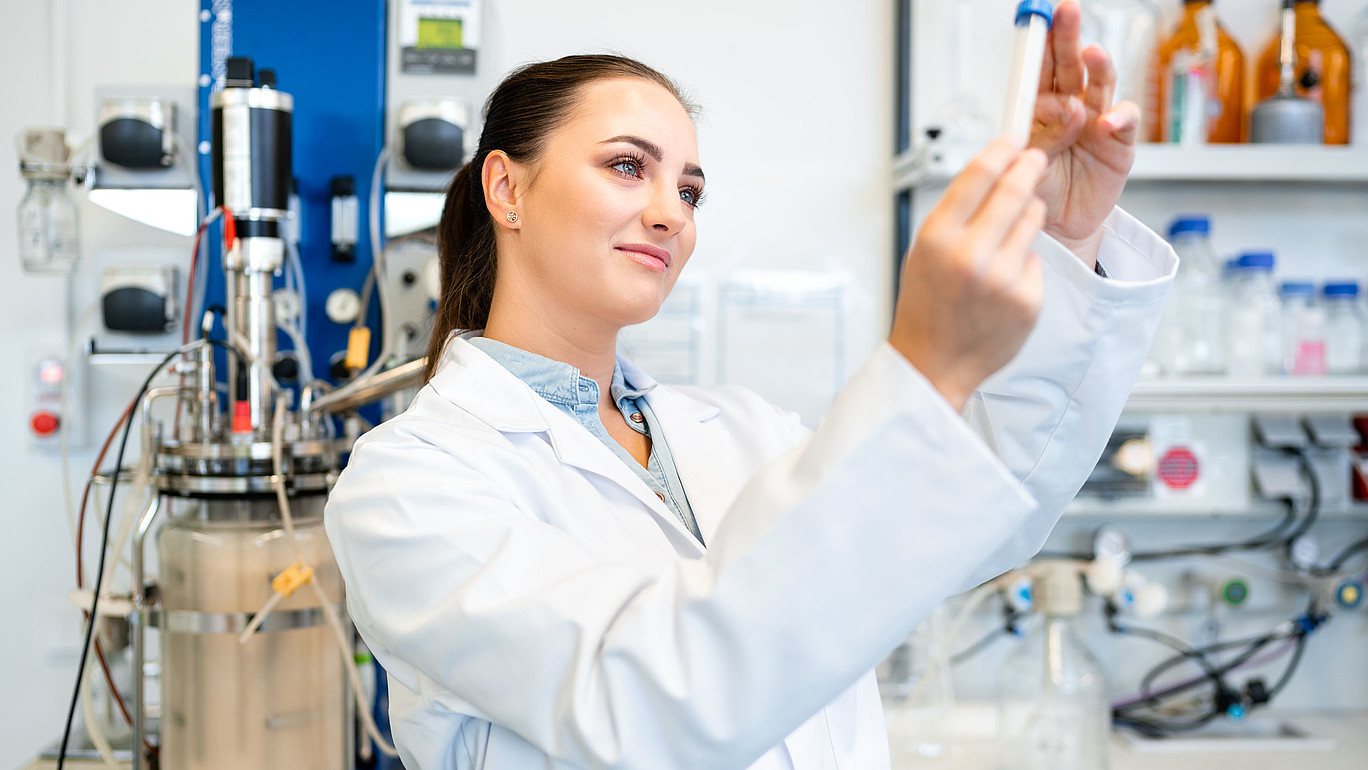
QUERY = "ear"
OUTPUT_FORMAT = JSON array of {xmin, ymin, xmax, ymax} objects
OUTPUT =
[{"xmin": 482, "ymin": 150, "xmax": 522, "ymax": 230}]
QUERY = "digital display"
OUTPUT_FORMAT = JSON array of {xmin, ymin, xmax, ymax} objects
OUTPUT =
[{"xmin": 416, "ymin": 17, "xmax": 463, "ymax": 49}]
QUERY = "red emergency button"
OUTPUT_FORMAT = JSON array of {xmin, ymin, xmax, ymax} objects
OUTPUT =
[{"xmin": 31, "ymin": 410, "xmax": 60, "ymax": 436}]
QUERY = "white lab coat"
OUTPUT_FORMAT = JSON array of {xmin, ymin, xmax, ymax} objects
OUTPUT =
[{"xmin": 325, "ymin": 208, "xmax": 1177, "ymax": 770}]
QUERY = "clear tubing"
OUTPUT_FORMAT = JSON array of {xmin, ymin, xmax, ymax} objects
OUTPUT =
[{"xmin": 1003, "ymin": 5, "xmax": 1053, "ymax": 144}]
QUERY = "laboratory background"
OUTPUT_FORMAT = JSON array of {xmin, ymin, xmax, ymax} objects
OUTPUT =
[{"xmin": 1, "ymin": 0, "xmax": 1367, "ymax": 768}]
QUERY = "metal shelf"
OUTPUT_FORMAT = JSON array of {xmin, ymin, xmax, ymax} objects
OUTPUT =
[
  {"xmin": 1125, "ymin": 376, "xmax": 1368, "ymax": 413},
  {"xmin": 893, "ymin": 144, "xmax": 1368, "ymax": 190}
]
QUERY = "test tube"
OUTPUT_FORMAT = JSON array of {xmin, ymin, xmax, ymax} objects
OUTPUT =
[{"xmin": 1002, "ymin": 0, "xmax": 1055, "ymax": 144}]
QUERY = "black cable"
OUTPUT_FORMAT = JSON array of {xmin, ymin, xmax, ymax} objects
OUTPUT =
[
  {"xmin": 1131, "ymin": 633, "xmax": 1281, "ymax": 709},
  {"xmin": 1320, "ymin": 536, "xmax": 1368, "ymax": 574},
  {"xmin": 1265, "ymin": 632, "xmax": 1309, "ymax": 700},
  {"xmin": 57, "ymin": 347, "xmax": 185, "ymax": 770},
  {"xmin": 948, "ymin": 615, "xmax": 1019, "ymax": 666}
]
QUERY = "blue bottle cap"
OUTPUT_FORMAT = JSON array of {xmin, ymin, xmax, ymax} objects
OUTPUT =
[
  {"xmin": 1168, "ymin": 216, "xmax": 1211, "ymax": 238},
  {"xmin": 1279, "ymin": 281, "xmax": 1316, "ymax": 297},
  {"xmin": 1015, "ymin": 0, "xmax": 1054, "ymax": 28},
  {"xmin": 1237, "ymin": 251, "xmax": 1276, "ymax": 270},
  {"xmin": 1223, "ymin": 257, "xmax": 1243, "ymax": 273},
  {"xmin": 1324, "ymin": 281, "xmax": 1360, "ymax": 298}
]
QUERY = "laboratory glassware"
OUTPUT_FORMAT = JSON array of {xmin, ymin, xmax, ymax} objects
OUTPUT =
[
  {"xmin": 16, "ymin": 128, "xmax": 79, "ymax": 273},
  {"xmin": 1251, "ymin": 0, "xmax": 1326, "ymax": 144},
  {"xmin": 1255, "ymin": 0, "xmax": 1352, "ymax": 145},
  {"xmin": 1081, "ymin": 0, "xmax": 1159, "ymax": 140},
  {"xmin": 997, "ymin": 563, "xmax": 1109, "ymax": 770},
  {"xmin": 1165, "ymin": 216, "xmax": 1226, "ymax": 375},
  {"xmin": 1224, "ymin": 252, "xmax": 1282, "ymax": 376},
  {"xmin": 1323, "ymin": 281, "xmax": 1362, "ymax": 374},
  {"xmin": 1153, "ymin": 0, "xmax": 1245, "ymax": 144},
  {"xmin": 1279, "ymin": 281, "xmax": 1326, "ymax": 375},
  {"xmin": 880, "ymin": 606, "xmax": 953, "ymax": 760}
]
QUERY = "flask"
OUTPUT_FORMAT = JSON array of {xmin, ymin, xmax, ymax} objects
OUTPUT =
[
  {"xmin": 1279, "ymin": 281, "xmax": 1326, "ymax": 375},
  {"xmin": 1153, "ymin": 0, "xmax": 1245, "ymax": 144},
  {"xmin": 1081, "ymin": 0, "xmax": 1160, "ymax": 139},
  {"xmin": 1255, "ymin": 0, "xmax": 1352, "ymax": 145},
  {"xmin": 1323, "ymin": 281, "xmax": 1362, "ymax": 374},
  {"xmin": 997, "ymin": 563, "xmax": 1110, "ymax": 770},
  {"xmin": 1224, "ymin": 252, "xmax": 1282, "ymax": 376},
  {"xmin": 1167, "ymin": 216, "xmax": 1226, "ymax": 375}
]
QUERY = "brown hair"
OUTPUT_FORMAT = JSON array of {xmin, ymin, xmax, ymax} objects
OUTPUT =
[{"xmin": 424, "ymin": 54, "xmax": 697, "ymax": 381}]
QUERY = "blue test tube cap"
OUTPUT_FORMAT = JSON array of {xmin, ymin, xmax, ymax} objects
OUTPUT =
[
  {"xmin": 1015, "ymin": 0, "xmax": 1054, "ymax": 28},
  {"xmin": 1279, "ymin": 281, "xmax": 1316, "ymax": 297}
]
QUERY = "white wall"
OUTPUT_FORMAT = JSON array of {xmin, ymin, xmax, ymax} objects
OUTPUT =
[{"xmin": 0, "ymin": 1, "xmax": 894, "ymax": 765}]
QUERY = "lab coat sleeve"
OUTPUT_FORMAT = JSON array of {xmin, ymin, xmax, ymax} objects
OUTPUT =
[
  {"xmin": 958, "ymin": 207, "xmax": 1177, "ymax": 586},
  {"xmin": 327, "ymin": 345, "xmax": 1041, "ymax": 770}
]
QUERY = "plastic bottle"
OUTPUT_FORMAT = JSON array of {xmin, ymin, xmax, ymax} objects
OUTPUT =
[
  {"xmin": 1153, "ymin": 0, "xmax": 1245, "ymax": 144},
  {"xmin": 1167, "ymin": 216, "xmax": 1226, "ymax": 375},
  {"xmin": 1323, "ymin": 281, "xmax": 1363, "ymax": 374},
  {"xmin": 1279, "ymin": 281, "xmax": 1327, "ymax": 375},
  {"xmin": 1082, "ymin": 0, "xmax": 1160, "ymax": 140},
  {"xmin": 1255, "ymin": 0, "xmax": 1352, "ymax": 145},
  {"xmin": 997, "ymin": 564, "xmax": 1110, "ymax": 770},
  {"xmin": 1224, "ymin": 252, "xmax": 1282, "ymax": 376}
]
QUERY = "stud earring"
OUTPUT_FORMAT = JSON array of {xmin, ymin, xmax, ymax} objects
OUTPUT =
[{"xmin": 506, "ymin": 211, "xmax": 518, "ymax": 223}]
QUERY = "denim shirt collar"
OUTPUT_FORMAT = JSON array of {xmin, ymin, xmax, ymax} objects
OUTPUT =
[{"xmin": 468, "ymin": 336, "xmax": 654, "ymax": 412}]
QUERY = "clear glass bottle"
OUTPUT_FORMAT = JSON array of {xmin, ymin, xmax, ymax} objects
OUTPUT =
[
  {"xmin": 1168, "ymin": 216, "xmax": 1226, "ymax": 375},
  {"xmin": 17, "ymin": 176, "xmax": 80, "ymax": 273},
  {"xmin": 1082, "ymin": 0, "xmax": 1160, "ymax": 140},
  {"xmin": 880, "ymin": 605, "xmax": 952, "ymax": 760},
  {"xmin": 1280, "ymin": 281, "xmax": 1327, "ymax": 375},
  {"xmin": 1323, "ymin": 281, "xmax": 1363, "ymax": 374},
  {"xmin": 1224, "ymin": 252, "xmax": 1282, "ymax": 376},
  {"xmin": 997, "ymin": 564, "xmax": 1109, "ymax": 770}
]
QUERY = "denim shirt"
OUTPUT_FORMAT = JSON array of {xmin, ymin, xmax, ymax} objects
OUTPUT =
[{"xmin": 468, "ymin": 337, "xmax": 703, "ymax": 544}]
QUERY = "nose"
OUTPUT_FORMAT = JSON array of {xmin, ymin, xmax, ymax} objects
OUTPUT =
[{"xmin": 644, "ymin": 180, "xmax": 687, "ymax": 235}]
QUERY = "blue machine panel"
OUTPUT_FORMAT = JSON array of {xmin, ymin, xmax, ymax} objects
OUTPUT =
[{"xmin": 198, "ymin": 0, "xmax": 387, "ymax": 392}]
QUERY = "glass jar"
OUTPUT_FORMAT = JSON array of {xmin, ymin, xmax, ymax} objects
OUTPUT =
[
  {"xmin": 1154, "ymin": 0, "xmax": 1246, "ymax": 143},
  {"xmin": 1082, "ymin": 0, "xmax": 1160, "ymax": 140},
  {"xmin": 1280, "ymin": 281, "xmax": 1327, "ymax": 375},
  {"xmin": 1168, "ymin": 216, "xmax": 1226, "ymax": 375},
  {"xmin": 1224, "ymin": 252, "xmax": 1282, "ymax": 376},
  {"xmin": 1255, "ymin": 0, "xmax": 1353, "ymax": 145},
  {"xmin": 1323, "ymin": 281, "xmax": 1363, "ymax": 374},
  {"xmin": 17, "ymin": 176, "xmax": 80, "ymax": 273}
]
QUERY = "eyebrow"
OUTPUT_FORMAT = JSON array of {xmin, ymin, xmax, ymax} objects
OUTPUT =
[{"xmin": 599, "ymin": 134, "xmax": 705, "ymax": 182}]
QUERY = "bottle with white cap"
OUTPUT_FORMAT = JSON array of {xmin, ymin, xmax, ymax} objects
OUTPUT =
[
  {"xmin": 997, "ymin": 562, "xmax": 1110, "ymax": 770},
  {"xmin": 1323, "ymin": 281, "xmax": 1363, "ymax": 374},
  {"xmin": 1167, "ymin": 216, "xmax": 1226, "ymax": 375},
  {"xmin": 1225, "ymin": 252, "xmax": 1282, "ymax": 376}
]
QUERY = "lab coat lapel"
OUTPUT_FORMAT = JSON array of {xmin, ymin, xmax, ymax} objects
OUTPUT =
[{"xmin": 634, "ymin": 385, "xmax": 733, "ymax": 547}]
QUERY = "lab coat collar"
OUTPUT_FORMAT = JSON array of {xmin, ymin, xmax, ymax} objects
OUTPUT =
[{"xmin": 427, "ymin": 332, "xmax": 722, "ymax": 551}]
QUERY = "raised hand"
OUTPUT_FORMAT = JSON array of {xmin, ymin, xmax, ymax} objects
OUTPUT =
[{"xmin": 1030, "ymin": 0, "xmax": 1140, "ymax": 266}]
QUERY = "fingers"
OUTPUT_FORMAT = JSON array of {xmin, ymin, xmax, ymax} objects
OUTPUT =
[
  {"xmin": 1082, "ymin": 45, "xmax": 1117, "ymax": 115},
  {"xmin": 993, "ymin": 198, "xmax": 1048, "ymax": 282},
  {"xmin": 1046, "ymin": 1, "xmax": 1085, "ymax": 96},
  {"xmin": 1030, "ymin": 94, "xmax": 1087, "ymax": 156},
  {"xmin": 1100, "ymin": 101, "xmax": 1141, "ymax": 146},
  {"xmin": 965, "ymin": 149, "xmax": 1048, "ymax": 250},
  {"xmin": 939, "ymin": 137, "xmax": 1029, "ymax": 223}
]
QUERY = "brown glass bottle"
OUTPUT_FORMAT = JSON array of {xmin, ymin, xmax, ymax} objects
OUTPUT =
[
  {"xmin": 1152, "ymin": 0, "xmax": 1246, "ymax": 143},
  {"xmin": 1255, "ymin": 0, "xmax": 1352, "ymax": 144}
]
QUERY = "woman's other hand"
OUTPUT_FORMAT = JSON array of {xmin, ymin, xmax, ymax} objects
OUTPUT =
[
  {"xmin": 889, "ymin": 138, "xmax": 1048, "ymax": 411},
  {"xmin": 1030, "ymin": 0, "xmax": 1139, "ymax": 267}
]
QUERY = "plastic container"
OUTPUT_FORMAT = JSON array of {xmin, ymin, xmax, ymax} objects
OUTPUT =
[
  {"xmin": 1256, "ymin": 0, "xmax": 1352, "ymax": 145},
  {"xmin": 1279, "ymin": 281, "xmax": 1327, "ymax": 375},
  {"xmin": 1081, "ymin": 0, "xmax": 1160, "ymax": 140},
  {"xmin": 997, "ymin": 565, "xmax": 1110, "ymax": 770},
  {"xmin": 1224, "ymin": 252, "xmax": 1282, "ymax": 376},
  {"xmin": 1153, "ymin": 0, "xmax": 1245, "ymax": 144},
  {"xmin": 17, "ymin": 177, "xmax": 79, "ymax": 273},
  {"xmin": 1323, "ymin": 281, "xmax": 1363, "ymax": 374}
]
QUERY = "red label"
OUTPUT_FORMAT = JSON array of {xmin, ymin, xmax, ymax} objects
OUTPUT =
[{"xmin": 1158, "ymin": 447, "xmax": 1200, "ymax": 490}]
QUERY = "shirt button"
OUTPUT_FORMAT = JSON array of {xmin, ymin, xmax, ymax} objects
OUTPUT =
[
  {"xmin": 655, "ymin": 492, "xmax": 665, "ymax": 502},
  {"xmin": 631, "ymin": 412, "xmax": 644, "ymax": 423}
]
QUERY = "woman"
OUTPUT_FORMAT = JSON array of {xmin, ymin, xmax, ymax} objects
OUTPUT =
[{"xmin": 325, "ymin": 4, "xmax": 1176, "ymax": 768}]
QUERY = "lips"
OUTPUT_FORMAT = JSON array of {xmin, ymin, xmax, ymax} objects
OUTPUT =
[{"xmin": 616, "ymin": 243, "xmax": 672, "ymax": 272}]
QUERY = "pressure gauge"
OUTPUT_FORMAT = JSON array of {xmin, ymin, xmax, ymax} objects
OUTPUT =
[{"xmin": 325, "ymin": 288, "xmax": 362, "ymax": 324}]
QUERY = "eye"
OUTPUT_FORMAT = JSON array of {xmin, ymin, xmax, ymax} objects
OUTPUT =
[
  {"xmin": 680, "ymin": 186, "xmax": 705, "ymax": 209},
  {"xmin": 609, "ymin": 154, "xmax": 646, "ymax": 179}
]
